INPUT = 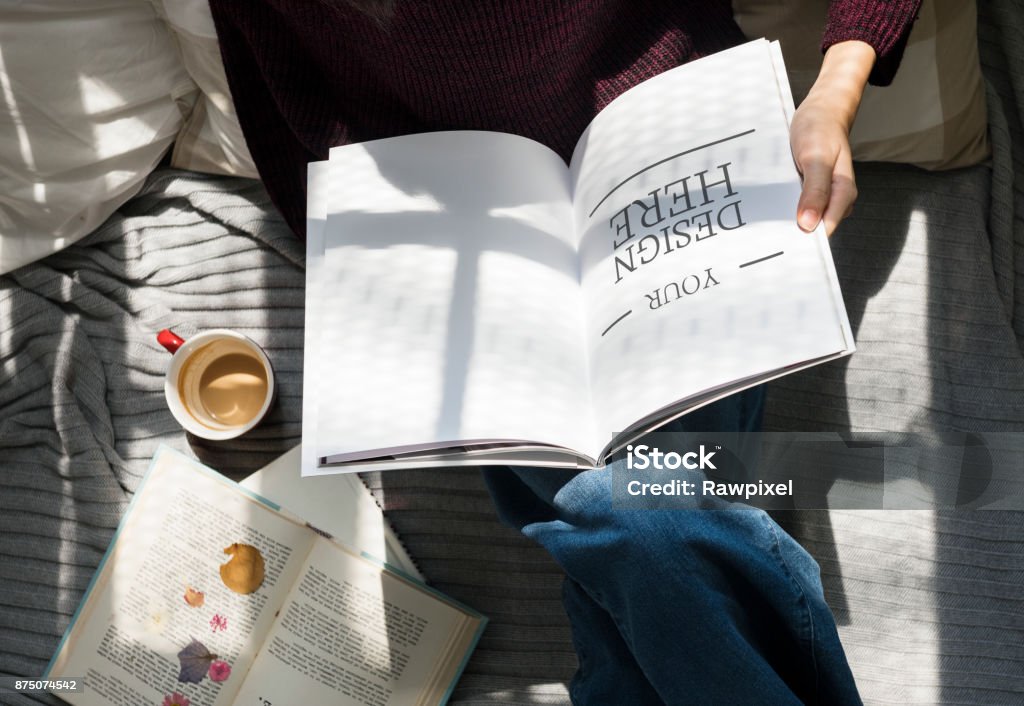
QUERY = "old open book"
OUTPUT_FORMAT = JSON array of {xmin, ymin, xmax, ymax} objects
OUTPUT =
[{"xmin": 46, "ymin": 447, "xmax": 484, "ymax": 705}]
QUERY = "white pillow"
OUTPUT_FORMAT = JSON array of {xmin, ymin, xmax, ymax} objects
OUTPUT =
[
  {"xmin": 0, "ymin": 0, "xmax": 196, "ymax": 274},
  {"xmin": 153, "ymin": 0, "xmax": 258, "ymax": 178}
]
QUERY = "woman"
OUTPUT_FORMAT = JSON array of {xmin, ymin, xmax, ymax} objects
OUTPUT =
[{"xmin": 208, "ymin": 2, "xmax": 920, "ymax": 701}]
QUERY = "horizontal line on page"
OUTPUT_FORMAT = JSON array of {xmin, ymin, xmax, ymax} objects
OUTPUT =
[
  {"xmin": 739, "ymin": 251, "xmax": 785, "ymax": 268},
  {"xmin": 601, "ymin": 310, "xmax": 633, "ymax": 337},
  {"xmin": 587, "ymin": 129, "xmax": 756, "ymax": 219}
]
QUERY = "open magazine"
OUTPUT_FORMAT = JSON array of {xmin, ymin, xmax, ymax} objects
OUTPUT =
[{"xmin": 302, "ymin": 39, "xmax": 854, "ymax": 475}]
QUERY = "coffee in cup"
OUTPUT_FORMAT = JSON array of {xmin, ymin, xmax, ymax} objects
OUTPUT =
[{"xmin": 159, "ymin": 329, "xmax": 275, "ymax": 440}]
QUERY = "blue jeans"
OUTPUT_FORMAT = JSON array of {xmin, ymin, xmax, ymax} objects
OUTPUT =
[{"xmin": 482, "ymin": 387, "xmax": 861, "ymax": 705}]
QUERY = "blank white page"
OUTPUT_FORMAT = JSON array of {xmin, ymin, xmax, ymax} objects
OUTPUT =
[{"xmin": 315, "ymin": 131, "xmax": 596, "ymax": 462}]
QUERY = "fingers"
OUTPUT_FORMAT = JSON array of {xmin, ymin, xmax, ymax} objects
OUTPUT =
[
  {"xmin": 790, "ymin": 96, "xmax": 859, "ymax": 235},
  {"xmin": 822, "ymin": 150, "xmax": 857, "ymax": 236},
  {"xmin": 795, "ymin": 149, "xmax": 858, "ymax": 236},
  {"xmin": 796, "ymin": 153, "xmax": 832, "ymax": 233}
]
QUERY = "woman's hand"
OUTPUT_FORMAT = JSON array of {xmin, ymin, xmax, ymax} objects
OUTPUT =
[{"xmin": 790, "ymin": 40, "xmax": 876, "ymax": 236}]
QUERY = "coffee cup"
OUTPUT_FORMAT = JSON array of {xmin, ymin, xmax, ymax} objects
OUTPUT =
[{"xmin": 158, "ymin": 328, "xmax": 275, "ymax": 440}]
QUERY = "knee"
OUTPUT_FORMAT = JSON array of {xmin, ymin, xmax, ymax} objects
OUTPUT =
[{"xmin": 537, "ymin": 500, "xmax": 795, "ymax": 606}]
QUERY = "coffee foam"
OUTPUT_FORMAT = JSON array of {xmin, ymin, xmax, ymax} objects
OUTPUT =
[{"xmin": 177, "ymin": 340, "xmax": 270, "ymax": 431}]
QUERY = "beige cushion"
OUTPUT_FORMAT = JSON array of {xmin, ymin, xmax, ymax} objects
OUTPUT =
[
  {"xmin": 0, "ymin": 0, "xmax": 196, "ymax": 274},
  {"xmin": 733, "ymin": 0, "xmax": 990, "ymax": 169},
  {"xmin": 153, "ymin": 0, "xmax": 258, "ymax": 178}
]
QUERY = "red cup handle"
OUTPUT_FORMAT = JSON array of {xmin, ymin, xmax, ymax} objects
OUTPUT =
[{"xmin": 157, "ymin": 329, "xmax": 185, "ymax": 354}]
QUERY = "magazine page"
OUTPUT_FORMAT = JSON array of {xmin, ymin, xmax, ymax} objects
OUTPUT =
[
  {"xmin": 569, "ymin": 39, "xmax": 853, "ymax": 452},
  {"xmin": 311, "ymin": 131, "xmax": 598, "ymax": 465},
  {"xmin": 301, "ymin": 159, "xmax": 332, "ymax": 477},
  {"xmin": 47, "ymin": 448, "xmax": 316, "ymax": 706},
  {"xmin": 232, "ymin": 536, "xmax": 485, "ymax": 706}
]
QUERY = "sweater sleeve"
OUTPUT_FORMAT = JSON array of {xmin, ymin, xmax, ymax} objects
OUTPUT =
[{"xmin": 821, "ymin": 0, "xmax": 923, "ymax": 86}]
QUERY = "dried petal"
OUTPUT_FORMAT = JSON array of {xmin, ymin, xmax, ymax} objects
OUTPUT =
[
  {"xmin": 209, "ymin": 613, "xmax": 228, "ymax": 633},
  {"xmin": 177, "ymin": 638, "xmax": 217, "ymax": 684},
  {"xmin": 219, "ymin": 543, "xmax": 265, "ymax": 594},
  {"xmin": 208, "ymin": 660, "xmax": 232, "ymax": 682},
  {"xmin": 162, "ymin": 692, "xmax": 191, "ymax": 706},
  {"xmin": 184, "ymin": 587, "xmax": 205, "ymax": 608}
]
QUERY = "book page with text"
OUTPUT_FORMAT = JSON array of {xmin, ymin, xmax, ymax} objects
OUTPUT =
[
  {"xmin": 570, "ymin": 40, "xmax": 852, "ymax": 450},
  {"xmin": 315, "ymin": 131, "xmax": 597, "ymax": 463},
  {"xmin": 232, "ymin": 537, "xmax": 483, "ymax": 706},
  {"xmin": 48, "ymin": 449, "xmax": 316, "ymax": 706}
]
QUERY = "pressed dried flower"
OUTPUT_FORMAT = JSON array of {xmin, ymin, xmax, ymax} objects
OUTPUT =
[
  {"xmin": 162, "ymin": 691, "xmax": 190, "ymax": 706},
  {"xmin": 184, "ymin": 587, "xmax": 205, "ymax": 608},
  {"xmin": 219, "ymin": 543, "xmax": 265, "ymax": 594},
  {"xmin": 208, "ymin": 660, "xmax": 232, "ymax": 682},
  {"xmin": 209, "ymin": 613, "xmax": 228, "ymax": 633}
]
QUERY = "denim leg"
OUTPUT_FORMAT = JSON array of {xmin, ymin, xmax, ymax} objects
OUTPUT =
[
  {"xmin": 562, "ymin": 577, "xmax": 666, "ymax": 704},
  {"xmin": 482, "ymin": 387, "xmax": 861, "ymax": 705}
]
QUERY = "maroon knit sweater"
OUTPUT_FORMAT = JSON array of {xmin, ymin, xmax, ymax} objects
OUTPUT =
[{"xmin": 209, "ymin": 0, "xmax": 921, "ymax": 238}]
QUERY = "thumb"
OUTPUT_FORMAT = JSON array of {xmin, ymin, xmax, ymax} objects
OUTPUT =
[{"xmin": 796, "ymin": 155, "xmax": 833, "ymax": 232}]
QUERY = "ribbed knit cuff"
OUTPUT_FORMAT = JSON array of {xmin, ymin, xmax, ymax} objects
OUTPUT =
[{"xmin": 821, "ymin": 0, "xmax": 922, "ymax": 86}]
